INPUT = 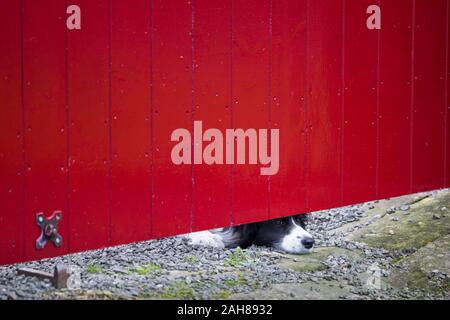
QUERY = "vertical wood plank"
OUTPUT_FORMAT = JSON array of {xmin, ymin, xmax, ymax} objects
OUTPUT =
[
  {"xmin": 270, "ymin": 0, "xmax": 308, "ymax": 218},
  {"xmin": 152, "ymin": 0, "xmax": 192, "ymax": 237},
  {"xmin": 0, "ymin": 1, "xmax": 24, "ymax": 264},
  {"xmin": 378, "ymin": 0, "xmax": 413, "ymax": 198},
  {"xmin": 192, "ymin": 0, "xmax": 232, "ymax": 231},
  {"xmin": 342, "ymin": 0, "xmax": 378, "ymax": 205},
  {"xmin": 413, "ymin": 0, "xmax": 447, "ymax": 192},
  {"xmin": 232, "ymin": 0, "xmax": 270, "ymax": 225},
  {"xmin": 307, "ymin": 0, "xmax": 344, "ymax": 212},
  {"xmin": 110, "ymin": 0, "xmax": 152, "ymax": 244},
  {"xmin": 445, "ymin": 0, "xmax": 450, "ymax": 188},
  {"xmin": 68, "ymin": 0, "xmax": 110, "ymax": 252},
  {"xmin": 23, "ymin": 0, "xmax": 69, "ymax": 261}
]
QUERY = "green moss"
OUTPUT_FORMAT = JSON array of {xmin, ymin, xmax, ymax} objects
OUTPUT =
[
  {"xmin": 281, "ymin": 261, "xmax": 328, "ymax": 273},
  {"xmin": 353, "ymin": 192, "xmax": 450, "ymax": 251},
  {"xmin": 406, "ymin": 266, "xmax": 429, "ymax": 290},
  {"xmin": 216, "ymin": 290, "xmax": 232, "ymax": 299},
  {"xmin": 224, "ymin": 275, "xmax": 247, "ymax": 287},
  {"xmin": 390, "ymin": 256, "xmax": 405, "ymax": 265},
  {"xmin": 279, "ymin": 247, "xmax": 361, "ymax": 273},
  {"xmin": 183, "ymin": 255, "xmax": 199, "ymax": 264},
  {"xmin": 224, "ymin": 279, "xmax": 239, "ymax": 287},
  {"xmin": 361, "ymin": 217, "xmax": 448, "ymax": 251},
  {"xmin": 129, "ymin": 263, "xmax": 161, "ymax": 275},
  {"xmin": 389, "ymin": 235, "xmax": 450, "ymax": 296},
  {"xmin": 86, "ymin": 263, "xmax": 104, "ymax": 274},
  {"xmin": 251, "ymin": 282, "xmax": 261, "ymax": 290},
  {"xmin": 224, "ymin": 248, "xmax": 252, "ymax": 267},
  {"xmin": 160, "ymin": 281, "xmax": 195, "ymax": 299}
]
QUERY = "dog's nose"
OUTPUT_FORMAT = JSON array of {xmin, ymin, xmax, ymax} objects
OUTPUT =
[{"xmin": 301, "ymin": 237, "xmax": 315, "ymax": 249}]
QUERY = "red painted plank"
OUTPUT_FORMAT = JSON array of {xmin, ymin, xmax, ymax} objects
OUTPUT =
[
  {"xmin": 110, "ymin": 0, "xmax": 152, "ymax": 244},
  {"xmin": 342, "ymin": 0, "xmax": 378, "ymax": 205},
  {"xmin": 68, "ymin": 0, "xmax": 110, "ymax": 252},
  {"xmin": 192, "ymin": 0, "xmax": 232, "ymax": 231},
  {"xmin": 0, "ymin": 1, "xmax": 24, "ymax": 264},
  {"xmin": 23, "ymin": 0, "xmax": 68, "ymax": 261},
  {"xmin": 307, "ymin": 0, "xmax": 343, "ymax": 212},
  {"xmin": 378, "ymin": 0, "xmax": 412, "ymax": 198},
  {"xmin": 152, "ymin": 0, "xmax": 192, "ymax": 237},
  {"xmin": 232, "ymin": 0, "xmax": 270, "ymax": 225},
  {"xmin": 446, "ymin": 0, "xmax": 450, "ymax": 189},
  {"xmin": 413, "ymin": 0, "xmax": 447, "ymax": 192},
  {"xmin": 270, "ymin": 0, "xmax": 308, "ymax": 218}
]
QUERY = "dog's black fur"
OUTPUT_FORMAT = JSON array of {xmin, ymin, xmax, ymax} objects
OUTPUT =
[{"xmin": 210, "ymin": 214, "xmax": 314, "ymax": 252}]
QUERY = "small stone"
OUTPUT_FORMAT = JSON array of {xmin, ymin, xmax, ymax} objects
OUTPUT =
[
  {"xmin": 432, "ymin": 214, "xmax": 441, "ymax": 220},
  {"xmin": 388, "ymin": 230, "xmax": 395, "ymax": 235},
  {"xmin": 390, "ymin": 217, "xmax": 399, "ymax": 222},
  {"xmin": 7, "ymin": 291, "xmax": 17, "ymax": 300},
  {"xmin": 400, "ymin": 205, "xmax": 410, "ymax": 211},
  {"xmin": 386, "ymin": 207, "xmax": 396, "ymax": 214},
  {"xmin": 441, "ymin": 207, "xmax": 447, "ymax": 211}
]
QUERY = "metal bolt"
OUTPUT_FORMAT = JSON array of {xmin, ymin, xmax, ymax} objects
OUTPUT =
[{"xmin": 17, "ymin": 264, "xmax": 70, "ymax": 289}]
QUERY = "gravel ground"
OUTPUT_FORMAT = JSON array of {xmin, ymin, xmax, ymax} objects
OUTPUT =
[{"xmin": 0, "ymin": 189, "xmax": 448, "ymax": 300}]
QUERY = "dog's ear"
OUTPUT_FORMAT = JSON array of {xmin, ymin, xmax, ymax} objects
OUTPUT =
[{"xmin": 294, "ymin": 214, "xmax": 309, "ymax": 228}]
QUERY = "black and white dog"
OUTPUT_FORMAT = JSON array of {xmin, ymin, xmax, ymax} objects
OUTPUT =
[{"xmin": 186, "ymin": 214, "xmax": 315, "ymax": 254}]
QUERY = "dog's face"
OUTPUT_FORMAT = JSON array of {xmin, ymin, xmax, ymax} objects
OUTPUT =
[{"xmin": 250, "ymin": 215, "xmax": 315, "ymax": 254}]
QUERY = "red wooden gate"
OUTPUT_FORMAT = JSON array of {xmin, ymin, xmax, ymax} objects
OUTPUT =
[{"xmin": 0, "ymin": 0, "xmax": 448, "ymax": 265}]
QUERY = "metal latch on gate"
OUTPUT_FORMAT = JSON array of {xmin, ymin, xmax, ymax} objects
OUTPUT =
[{"xmin": 36, "ymin": 211, "xmax": 62, "ymax": 249}]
